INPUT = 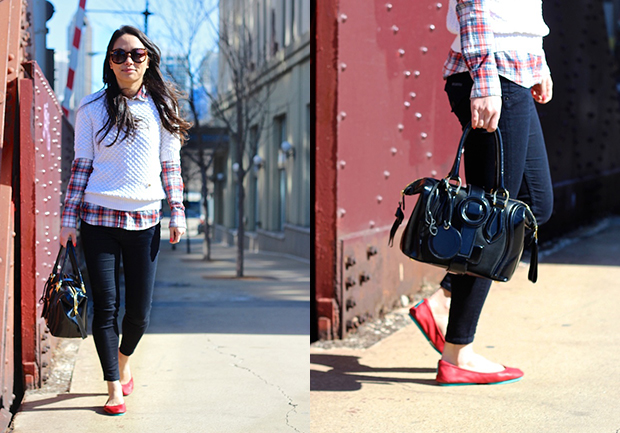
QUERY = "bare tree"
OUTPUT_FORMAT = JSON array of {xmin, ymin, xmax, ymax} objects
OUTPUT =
[
  {"xmin": 151, "ymin": 0, "xmax": 220, "ymax": 260},
  {"xmin": 156, "ymin": 0, "xmax": 272, "ymax": 276},
  {"xmin": 209, "ymin": 2, "xmax": 275, "ymax": 277}
]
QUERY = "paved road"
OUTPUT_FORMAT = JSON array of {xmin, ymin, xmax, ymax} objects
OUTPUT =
[
  {"xmin": 311, "ymin": 218, "xmax": 620, "ymax": 433},
  {"xmin": 13, "ymin": 236, "xmax": 310, "ymax": 433}
]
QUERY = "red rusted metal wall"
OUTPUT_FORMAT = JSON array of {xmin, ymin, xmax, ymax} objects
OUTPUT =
[
  {"xmin": 315, "ymin": 0, "xmax": 620, "ymax": 340},
  {"xmin": 0, "ymin": 0, "xmax": 69, "ymax": 420},
  {"xmin": 0, "ymin": 0, "xmax": 29, "ymax": 425},
  {"xmin": 19, "ymin": 62, "xmax": 64, "ymax": 390},
  {"xmin": 316, "ymin": 1, "xmax": 461, "ymax": 339}
]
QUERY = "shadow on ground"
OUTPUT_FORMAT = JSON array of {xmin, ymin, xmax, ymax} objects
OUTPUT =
[{"xmin": 310, "ymin": 354, "xmax": 438, "ymax": 391}]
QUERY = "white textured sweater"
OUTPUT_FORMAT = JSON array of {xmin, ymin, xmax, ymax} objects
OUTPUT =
[
  {"xmin": 74, "ymin": 90, "xmax": 181, "ymax": 212},
  {"xmin": 447, "ymin": 0, "xmax": 549, "ymax": 54}
]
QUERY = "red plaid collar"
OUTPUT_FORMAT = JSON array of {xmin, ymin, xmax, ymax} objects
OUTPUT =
[{"xmin": 134, "ymin": 86, "xmax": 148, "ymax": 101}]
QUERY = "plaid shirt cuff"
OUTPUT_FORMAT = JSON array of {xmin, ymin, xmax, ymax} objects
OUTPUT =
[
  {"xmin": 61, "ymin": 158, "xmax": 93, "ymax": 228},
  {"xmin": 470, "ymin": 64, "xmax": 502, "ymax": 98},
  {"xmin": 162, "ymin": 161, "xmax": 186, "ymax": 228}
]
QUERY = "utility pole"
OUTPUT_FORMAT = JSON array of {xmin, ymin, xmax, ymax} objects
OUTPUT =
[{"xmin": 87, "ymin": 0, "xmax": 153, "ymax": 36}]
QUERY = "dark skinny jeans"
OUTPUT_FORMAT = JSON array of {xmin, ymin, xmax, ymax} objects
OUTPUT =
[
  {"xmin": 441, "ymin": 73, "xmax": 554, "ymax": 345},
  {"xmin": 81, "ymin": 221, "xmax": 160, "ymax": 381}
]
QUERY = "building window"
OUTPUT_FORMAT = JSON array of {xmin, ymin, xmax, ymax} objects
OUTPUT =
[
  {"xmin": 290, "ymin": 0, "xmax": 296, "ymax": 43},
  {"xmin": 263, "ymin": 1, "xmax": 268, "ymax": 59},
  {"xmin": 282, "ymin": 0, "xmax": 288, "ymax": 47},
  {"xmin": 250, "ymin": 125, "xmax": 260, "ymax": 230},
  {"xmin": 274, "ymin": 115, "xmax": 287, "ymax": 231},
  {"xmin": 256, "ymin": 1, "xmax": 261, "ymax": 62},
  {"xmin": 271, "ymin": 8, "xmax": 278, "ymax": 54}
]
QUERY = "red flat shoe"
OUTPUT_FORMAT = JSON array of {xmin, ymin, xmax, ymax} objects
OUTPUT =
[
  {"xmin": 436, "ymin": 359, "xmax": 524, "ymax": 386},
  {"xmin": 103, "ymin": 402, "xmax": 126, "ymax": 416},
  {"xmin": 121, "ymin": 377, "xmax": 134, "ymax": 396},
  {"xmin": 409, "ymin": 300, "xmax": 445, "ymax": 354}
]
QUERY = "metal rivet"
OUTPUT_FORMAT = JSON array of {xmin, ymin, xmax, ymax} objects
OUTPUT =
[
  {"xmin": 398, "ymin": 48, "xmax": 405, "ymax": 57},
  {"xmin": 339, "ymin": 160, "xmax": 346, "ymax": 169},
  {"xmin": 383, "ymin": 170, "xmax": 390, "ymax": 178},
  {"xmin": 415, "ymin": 112, "xmax": 422, "ymax": 119},
  {"xmin": 340, "ymin": 63, "xmax": 347, "ymax": 71},
  {"xmin": 404, "ymin": 101, "xmax": 410, "ymax": 108},
  {"xmin": 429, "ymin": 24, "xmax": 436, "ymax": 31},
  {"xmin": 339, "ymin": 208, "xmax": 346, "ymax": 217},
  {"xmin": 404, "ymin": 70, "xmax": 411, "ymax": 78},
  {"xmin": 390, "ymin": 147, "xmax": 397, "ymax": 155},
  {"xmin": 392, "ymin": 25, "xmax": 399, "ymax": 33},
  {"xmin": 421, "ymin": 46, "xmax": 428, "ymax": 54},
  {"xmin": 398, "ymin": 124, "xmax": 404, "ymax": 131},
  {"xmin": 410, "ymin": 92, "xmax": 417, "ymax": 99},
  {"xmin": 426, "ymin": 152, "xmax": 432, "ymax": 158},
  {"xmin": 386, "ymin": 3, "xmax": 393, "ymax": 11},
  {"xmin": 377, "ymin": 195, "xmax": 383, "ymax": 203},
  {"xmin": 340, "ymin": 14, "xmax": 348, "ymax": 22},
  {"xmin": 436, "ymin": 2, "xmax": 443, "ymax": 9},
  {"xmin": 421, "ymin": 132, "xmax": 428, "ymax": 139}
]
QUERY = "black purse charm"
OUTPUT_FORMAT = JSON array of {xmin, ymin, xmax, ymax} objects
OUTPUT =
[
  {"xmin": 40, "ymin": 242, "xmax": 88, "ymax": 339},
  {"xmin": 389, "ymin": 124, "xmax": 539, "ymax": 283}
]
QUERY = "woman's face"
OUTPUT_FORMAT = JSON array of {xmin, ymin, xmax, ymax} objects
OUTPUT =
[{"xmin": 109, "ymin": 34, "xmax": 149, "ymax": 92}]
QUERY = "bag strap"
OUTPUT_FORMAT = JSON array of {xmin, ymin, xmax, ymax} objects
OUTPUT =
[
  {"xmin": 447, "ymin": 123, "xmax": 506, "ymax": 195},
  {"xmin": 57, "ymin": 242, "xmax": 87, "ymax": 294},
  {"xmin": 74, "ymin": 307, "xmax": 88, "ymax": 339},
  {"xmin": 66, "ymin": 243, "xmax": 86, "ymax": 294}
]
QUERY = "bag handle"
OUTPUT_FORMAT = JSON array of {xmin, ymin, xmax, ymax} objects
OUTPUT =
[
  {"xmin": 57, "ymin": 242, "xmax": 87, "ymax": 295},
  {"xmin": 447, "ymin": 123, "xmax": 507, "ymax": 198}
]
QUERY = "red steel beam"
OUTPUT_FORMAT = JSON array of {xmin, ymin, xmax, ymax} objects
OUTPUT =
[{"xmin": 314, "ymin": 0, "xmax": 340, "ymax": 339}]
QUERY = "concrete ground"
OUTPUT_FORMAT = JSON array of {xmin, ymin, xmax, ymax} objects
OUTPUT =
[
  {"xmin": 12, "ymin": 227, "xmax": 309, "ymax": 433},
  {"xmin": 311, "ymin": 218, "xmax": 620, "ymax": 433}
]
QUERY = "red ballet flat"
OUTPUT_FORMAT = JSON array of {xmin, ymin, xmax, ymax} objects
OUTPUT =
[
  {"xmin": 103, "ymin": 402, "xmax": 126, "ymax": 416},
  {"xmin": 121, "ymin": 377, "xmax": 134, "ymax": 396},
  {"xmin": 436, "ymin": 359, "xmax": 524, "ymax": 386},
  {"xmin": 409, "ymin": 300, "xmax": 445, "ymax": 354}
]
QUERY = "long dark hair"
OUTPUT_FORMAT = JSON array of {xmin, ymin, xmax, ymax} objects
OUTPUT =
[{"xmin": 95, "ymin": 25, "xmax": 192, "ymax": 146}]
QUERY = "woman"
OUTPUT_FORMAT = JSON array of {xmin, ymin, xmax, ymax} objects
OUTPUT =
[
  {"xmin": 409, "ymin": 0, "xmax": 554, "ymax": 385},
  {"xmin": 60, "ymin": 25, "xmax": 191, "ymax": 414}
]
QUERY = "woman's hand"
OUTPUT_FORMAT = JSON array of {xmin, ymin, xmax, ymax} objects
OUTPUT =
[
  {"xmin": 60, "ymin": 227, "xmax": 77, "ymax": 247},
  {"xmin": 169, "ymin": 227, "xmax": 186, "ymax": 244},
  {"xmin": 470, "ymin": 96, "xmax": 502, "ymax": 132},
  {"xmin": 531, "ymin": 75, "xmax": 553, "ymax": 104}
]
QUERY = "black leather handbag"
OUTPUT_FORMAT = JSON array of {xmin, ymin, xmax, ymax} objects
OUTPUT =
[
  {"xmin": 389, "ymin": 124, "xmax": 539, "ymax": 283},
  {"xmin": 40, "ymin": 243, "xmax": 88, "ymax": 338}
]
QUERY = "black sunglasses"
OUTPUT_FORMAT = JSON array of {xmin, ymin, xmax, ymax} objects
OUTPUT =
[{"xmin": 110, "ymin": 48, "xmax": 148, "ymax": 64}]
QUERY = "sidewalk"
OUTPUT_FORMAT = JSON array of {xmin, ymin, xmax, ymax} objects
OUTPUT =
[
  {"xmin": 311, "ymin": 218, "xmax": 620, "ymax": 433},
  {"xmin": 12, "ymin": 235, "xmax": 310, "ymax": 433}
]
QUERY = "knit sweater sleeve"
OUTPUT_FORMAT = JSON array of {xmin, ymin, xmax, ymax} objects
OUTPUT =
[
  {"xmin": 74, "ymin": 97, "xmax": 96, "ymax": 160},
  {"xmin": 456, "ymin": 0, "xmax": 502, "ymax": 98},
  {"xmin": 160, "ymin": 124, "xmax": 181, "ymax": 163}
]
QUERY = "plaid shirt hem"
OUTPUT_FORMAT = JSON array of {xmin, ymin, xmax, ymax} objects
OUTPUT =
[
  {"xmin": 61, "ymin": 158, "xmax": 186, "ymax": 231},
  {"xmin": 444, "ymin": 0, "xmax": 548, "ymax": 97}
]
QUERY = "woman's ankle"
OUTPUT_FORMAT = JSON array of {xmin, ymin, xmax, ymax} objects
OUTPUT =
[
  {"xmin": 118, "ymin": 352, "xmax": 131, "ymax": 384},
  {"xmin": 427, "ymin": 288, "xmax": 451, "ymax": 316},
  {"xmin": 106, "ymin": 380, "xmax": 124, "ymax": 404}
]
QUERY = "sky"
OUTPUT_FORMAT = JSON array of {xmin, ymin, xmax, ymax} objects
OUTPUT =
[{"xmin": 46, "ymin": 0, "xmax": 219, "ymax": 93}]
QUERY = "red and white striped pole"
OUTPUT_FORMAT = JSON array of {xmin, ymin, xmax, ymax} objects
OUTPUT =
[{"xmin": 61, "ymin": 0, "xmax": 87, "ymax": 118}]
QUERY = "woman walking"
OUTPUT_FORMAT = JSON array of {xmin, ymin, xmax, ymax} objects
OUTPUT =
[
  {"xmin": 60, "ymin": 25, "xmax": 191, "ymax": 414},
  {"xmin": 409, "ymin": 0, "xmax": 554, "ymax": 385}
]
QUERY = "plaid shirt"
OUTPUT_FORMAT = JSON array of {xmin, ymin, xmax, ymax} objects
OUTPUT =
[
  {"xmin": 62, "ymin": 158, "xmax": 186, "ymax": 230},
  {"xmin": 443, "ymin": 0, "xmax": 550, "ymax": 98}
]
